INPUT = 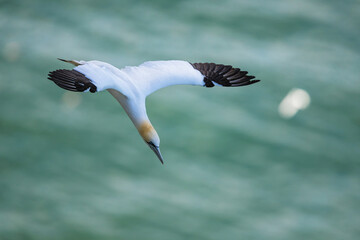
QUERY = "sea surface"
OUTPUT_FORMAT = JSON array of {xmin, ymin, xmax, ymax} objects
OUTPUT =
[{"xmin": 0, "ymin": 0, "xmax": 359, "ymax": 239}]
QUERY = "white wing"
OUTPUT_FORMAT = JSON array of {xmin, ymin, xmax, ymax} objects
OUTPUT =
[
  {"xmin": 119, "ymin": 60, "xmax": 205, "ymax": 96},
  {"xmin": 48, "ymin": 60, "xmax": 259, "ymax": 97},
  {"xmin": 74, "ymin": 62, "xmax": 133, "ymax": 94}
]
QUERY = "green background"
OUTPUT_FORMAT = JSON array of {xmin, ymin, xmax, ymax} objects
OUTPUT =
[{"xmin": 1, "ymin": 0, "xmax": 359, "ymax": 239}]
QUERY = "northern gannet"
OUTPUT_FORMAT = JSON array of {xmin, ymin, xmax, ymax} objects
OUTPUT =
[{"xmin": 48, "ymin": 59, "xmax": 260, "ymax": 164}]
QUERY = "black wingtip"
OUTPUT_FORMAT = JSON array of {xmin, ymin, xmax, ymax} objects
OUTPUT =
[
  {"xmin": 47, "ymin": 69, "xmax": 97, "ymax": 92},
  {"xmin": 190, "ymin": 62, "xmax": 261, "ymax": 88}
]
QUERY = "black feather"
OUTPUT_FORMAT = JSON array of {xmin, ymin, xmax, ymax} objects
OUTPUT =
[
  {"xmin": 48, "ymin": 69, "xmax": 97, "ymax": 93},
  {"xmin": 190, "ymin": 62, "xmax": 260, "ymax": 88}
]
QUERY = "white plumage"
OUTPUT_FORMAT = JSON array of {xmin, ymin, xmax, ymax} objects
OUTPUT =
[
  {"xmin": 48, "ymin": 59, "xmax": 260, "ymax": 164},
  {"xmin": 75, "ymin": 60, "xmax": 204, "ymax": 94}
]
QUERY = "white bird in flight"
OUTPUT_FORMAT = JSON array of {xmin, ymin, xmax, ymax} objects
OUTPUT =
[{"xmin": 48, "ymin": 59, "xmax": 260, "ymax": 164}]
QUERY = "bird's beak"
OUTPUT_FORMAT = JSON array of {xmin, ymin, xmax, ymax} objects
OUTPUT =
[{"xmin": 147, "ymin": 142, "xmax": 164, "ymax": 164}]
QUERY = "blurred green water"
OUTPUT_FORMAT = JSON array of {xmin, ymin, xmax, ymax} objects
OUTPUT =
[{"xmin": 1, "ymin": 0, "xmax": 360, "ymax": 239}]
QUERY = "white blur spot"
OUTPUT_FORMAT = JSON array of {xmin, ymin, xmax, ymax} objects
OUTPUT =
[
  {"xmin": 3, "ymin": 42, "xmax": 20, "ymax": 62},
  {"xmin": 62, "ymin": 92, "xmax": 81, "ymax": 110},
  {"xmin": 278, "ymin": 88, "xmax": 311, "ymax": 119}
]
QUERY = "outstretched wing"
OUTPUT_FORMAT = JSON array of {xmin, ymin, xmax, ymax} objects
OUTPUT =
[
  {"xmin": 190, "ymin": 62, "xmax": 260, "ymax": 88},
  {"xmin": 48, "ymin": 61, "xmax": 125, "ymax": 94},
  {"xmin": 48, "ymin": 60, "xmax": 260, "ymax": 96},
  {"xmin": 123, "ymin": 60, "xmax": 260, "ymax": 96},
  {"xmin": 48, "ymin": 69, "xmax": 97, "ymax": 93}
]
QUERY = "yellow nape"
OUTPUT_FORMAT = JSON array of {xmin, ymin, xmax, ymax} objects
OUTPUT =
[{"xmin": 138, "ymin": 121, "xmax": 154, "ymax": 142}]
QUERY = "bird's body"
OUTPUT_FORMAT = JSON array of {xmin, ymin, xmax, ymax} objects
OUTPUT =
[{"xmin": 48, "ymin": 59, "xmax": 260, "ymax": 163}]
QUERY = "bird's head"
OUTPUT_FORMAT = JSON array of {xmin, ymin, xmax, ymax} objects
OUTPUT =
[{"xmin": 138, "ymin": 121, "xmax": 163, "ymax": 164}]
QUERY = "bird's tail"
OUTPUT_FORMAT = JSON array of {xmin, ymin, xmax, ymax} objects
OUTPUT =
[
  {"xmin": 48, "ymin": 69, "xmax": 97, "ymax": 93},
  {"xmin": 57, "ymin": 58, "xmax": 83, "ymax": 66}
]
